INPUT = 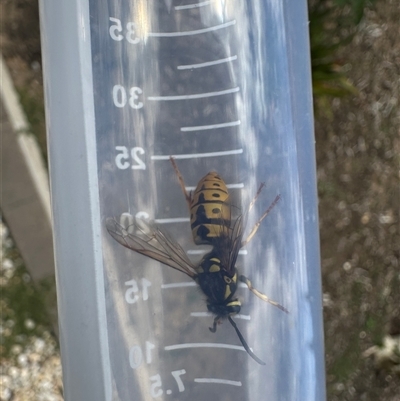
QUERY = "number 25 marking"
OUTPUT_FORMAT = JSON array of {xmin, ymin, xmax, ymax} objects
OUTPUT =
[{"xmin": 115, "ymin": 146, "xmax": 146, "ymax": 170}]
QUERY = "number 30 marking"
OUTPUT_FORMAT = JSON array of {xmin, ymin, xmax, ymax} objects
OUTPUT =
[{"xmin": 113, "ymin": 85, "xmax": 143, "ymax": 109}]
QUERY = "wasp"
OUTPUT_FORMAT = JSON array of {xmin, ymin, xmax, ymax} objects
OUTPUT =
[{"xmin": 106, "ymin": 157, "xmax": 287, "ymax": 365}]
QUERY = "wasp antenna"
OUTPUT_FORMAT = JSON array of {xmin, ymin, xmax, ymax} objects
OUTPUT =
[
  {"xmin": 169, "ymin": 156, "xmax": 192, "ymax": 206},
  {"xmin": 241, "ymin": 194, "xmax": 281, "ymax": 247},
  {"xmin": 228, "ymin": 316, "xmax": 266, "ymax": 366}
]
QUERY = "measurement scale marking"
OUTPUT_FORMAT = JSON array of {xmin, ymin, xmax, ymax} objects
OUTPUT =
[
  {"xmin": 191, "ymin": 312, "xmax": 251, "ymax": 320},
  {"xmin": 162, "ymin": 278, "xmax": 248, "ymax": 290},
  {"xmin": 161, "ymin": 282, "xmax": 197, "ymax": 289},
  {"xmin": 185, "ymin": 182, "xmax": 244, "ymax": 191},
  {"xmin": 162, "ymin": 281, "xmax": 248, "ymax": 289},
  {"xmin": 154, "ymin": 217, "xmax": 246, "ymax": 226},
  {"xmin": 175, "ymin": 1, "xmax": 211, "ymax": 10},
  {"xmin": 152, "ymin": 149, "xmax": 243, "ymax": 161},
  {"xmin": 181, "ymin": 120, "xmax": 240, "ymax": 132},
  {"xmin": 155, "ymin": 217, "xmax": 190, "ymax": 224},
  {"xmin": 148, "ymin": 87, "xmax": 239, "ymax": 101},
  {"xmin": 177, "ymin": 55, "xmax": 237, "ymax": 70},
  {"xmin": 149, "ymin": 20, "xmax": 236, "ymax": 37},
  {"xmin": 165, "ymin": 343, "xmax": 247, "ymax": 352},
  {"xmin": 187, "ymin": 249, "xmax": 211, "ymax": 255},
  {"xmin": 194, "ymin": 378, "xmax": 242, "ymax": 386},
  {"xmin": 187, "ymin": 249, "xmax": 247, "ymax": 255}
]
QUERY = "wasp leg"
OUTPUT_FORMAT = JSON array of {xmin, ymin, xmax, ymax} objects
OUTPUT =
[
  {"xmin": 209, "ymin": 316, "xmax": 221, "ymax": 333},
  {"xmin": 241, "ymin": 194, "xmax": 281, "ymax": 247},
  {"xmin": 228, "ymin": 316, "xmax": 266, "ymax": 365},
  {"xmin": 170, "ymin": 156, "xmax": 192, "ymax": 208},
  {"xmin": 239, "ymin": 275, "xmax": 288, "ymax": 313}
]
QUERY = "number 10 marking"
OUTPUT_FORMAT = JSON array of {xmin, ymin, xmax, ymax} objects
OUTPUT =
[{"xmin": 129, "ymin": 341, "xmax": 156, "ymax": 369}]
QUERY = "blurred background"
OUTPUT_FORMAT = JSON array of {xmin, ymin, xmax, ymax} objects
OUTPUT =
[{"xmin": 0, "ymin": 0, "xmax": 398, "ymax": 400}]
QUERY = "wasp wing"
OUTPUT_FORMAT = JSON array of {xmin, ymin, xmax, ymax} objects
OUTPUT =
[
  {"xmin": 212, "ymin": 202, "xmax": 247, "ymax": 274},
  {"xmin": 106, "ymin": 216, "xmax": 198, "ymax": 278},
  {"xmin": 226, "ymin": 211, "xmax": 247, "ymax": 272}
]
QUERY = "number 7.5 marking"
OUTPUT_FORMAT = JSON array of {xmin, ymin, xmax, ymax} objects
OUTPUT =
[
  {"xmin": 171, "ymin": 369, "xmax": 186, "ymax": 392},
  {"xmin": 149, "ymin": 369, "xmax": 187, "ymax": 398}
]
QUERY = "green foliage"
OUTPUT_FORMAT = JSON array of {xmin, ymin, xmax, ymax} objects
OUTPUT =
[
  {"xmin": 309, "ymin": 3, "xmax": 357, "ymax": 102},
  {"xmin": 17, "ymin": 88, "xmax": 48, "ymax": 165},
  {"xmin": 0, "ymin": 245, "xmax": 55, "ymax": 360},
  {"xmin": 309, "ymin": 0, "xmax": 376, "ymax": 103},
  {"xmin": 334, "ymin": 0, "xmax": 377, "ymax": 24}
]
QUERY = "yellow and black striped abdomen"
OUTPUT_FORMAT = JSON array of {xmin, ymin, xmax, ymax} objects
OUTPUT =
[{"xmin": 190, "ymin": 172, "xmax": 231, "ymax": 245}]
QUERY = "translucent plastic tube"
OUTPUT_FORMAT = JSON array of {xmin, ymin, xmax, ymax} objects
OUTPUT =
[{"xmin": 40, "ymin": 0, "xmax": 325, "ymax": 400}]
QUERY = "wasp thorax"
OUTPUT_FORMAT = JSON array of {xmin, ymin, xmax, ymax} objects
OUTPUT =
[{"xmin": 196, "ymin": 253, "xmax": 239, "ymax": 309}]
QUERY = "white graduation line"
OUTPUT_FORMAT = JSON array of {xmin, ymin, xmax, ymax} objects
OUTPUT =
[
  {"xmin": 186, "ymin": 249, "xmax": 210, "ymax": 255},
  {"xmin": 165, "ymin": 343, "xmax": 246, "ymax": 352},
  {"xmin": 154, "ymin": 217, "xmax": 190, "ymax": 224},
  {"xmin": 175, "ymin": 1, "xmax": 211, "ymax": 10},
  {"xmin": 151, "ymin": 149, "xmax": 243, "ymax": 161},
  {"xmin": 177, "ymin": 55, "xmax": 237, "ymax": 70},
  {"xmin": 148, "ymin": 20, "xmax": 236, "ymax": 37},
  {"xmin": 161, "ymin": 279, "xmax": 248, "ymax": 290},
  {"xmin": 187, "ymin": 249, "xmax": 248, "ymax": 255},
  {"xmin": 181, "ymin": 120, "xmax": 240, "ymax": 132},
  {"xmin": 161, "ymin": 282, "xmax": 197, "ymax": 289},
  {"xmin": 194, "ymin": 378, "xmax": 242, "ymax": 386},
  {"xmin": 147, "ymin": 87, "xmax": 239, "ymax": 101},
  {"xmin": 190, "ymin": 312, "xmax": 251, "ymax": 320},
  {"xmin": 185, "ymin": 182, "xmax": 244, "ymax": 191}
]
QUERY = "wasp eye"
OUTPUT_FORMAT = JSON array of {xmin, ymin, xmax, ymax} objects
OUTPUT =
[{"xmin": 224, "ymin": 276, "xmax": 232, "ymax": 284}]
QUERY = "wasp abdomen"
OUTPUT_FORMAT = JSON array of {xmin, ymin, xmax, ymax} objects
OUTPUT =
[{"xmin": 190, "ymin": 172, "xmax": 231, "ymax": 245}]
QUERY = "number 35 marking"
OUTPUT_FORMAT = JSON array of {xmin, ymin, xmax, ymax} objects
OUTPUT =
[{"xmin": 109, "ymin": 17, "xmax": 140, "ymax": 44}]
